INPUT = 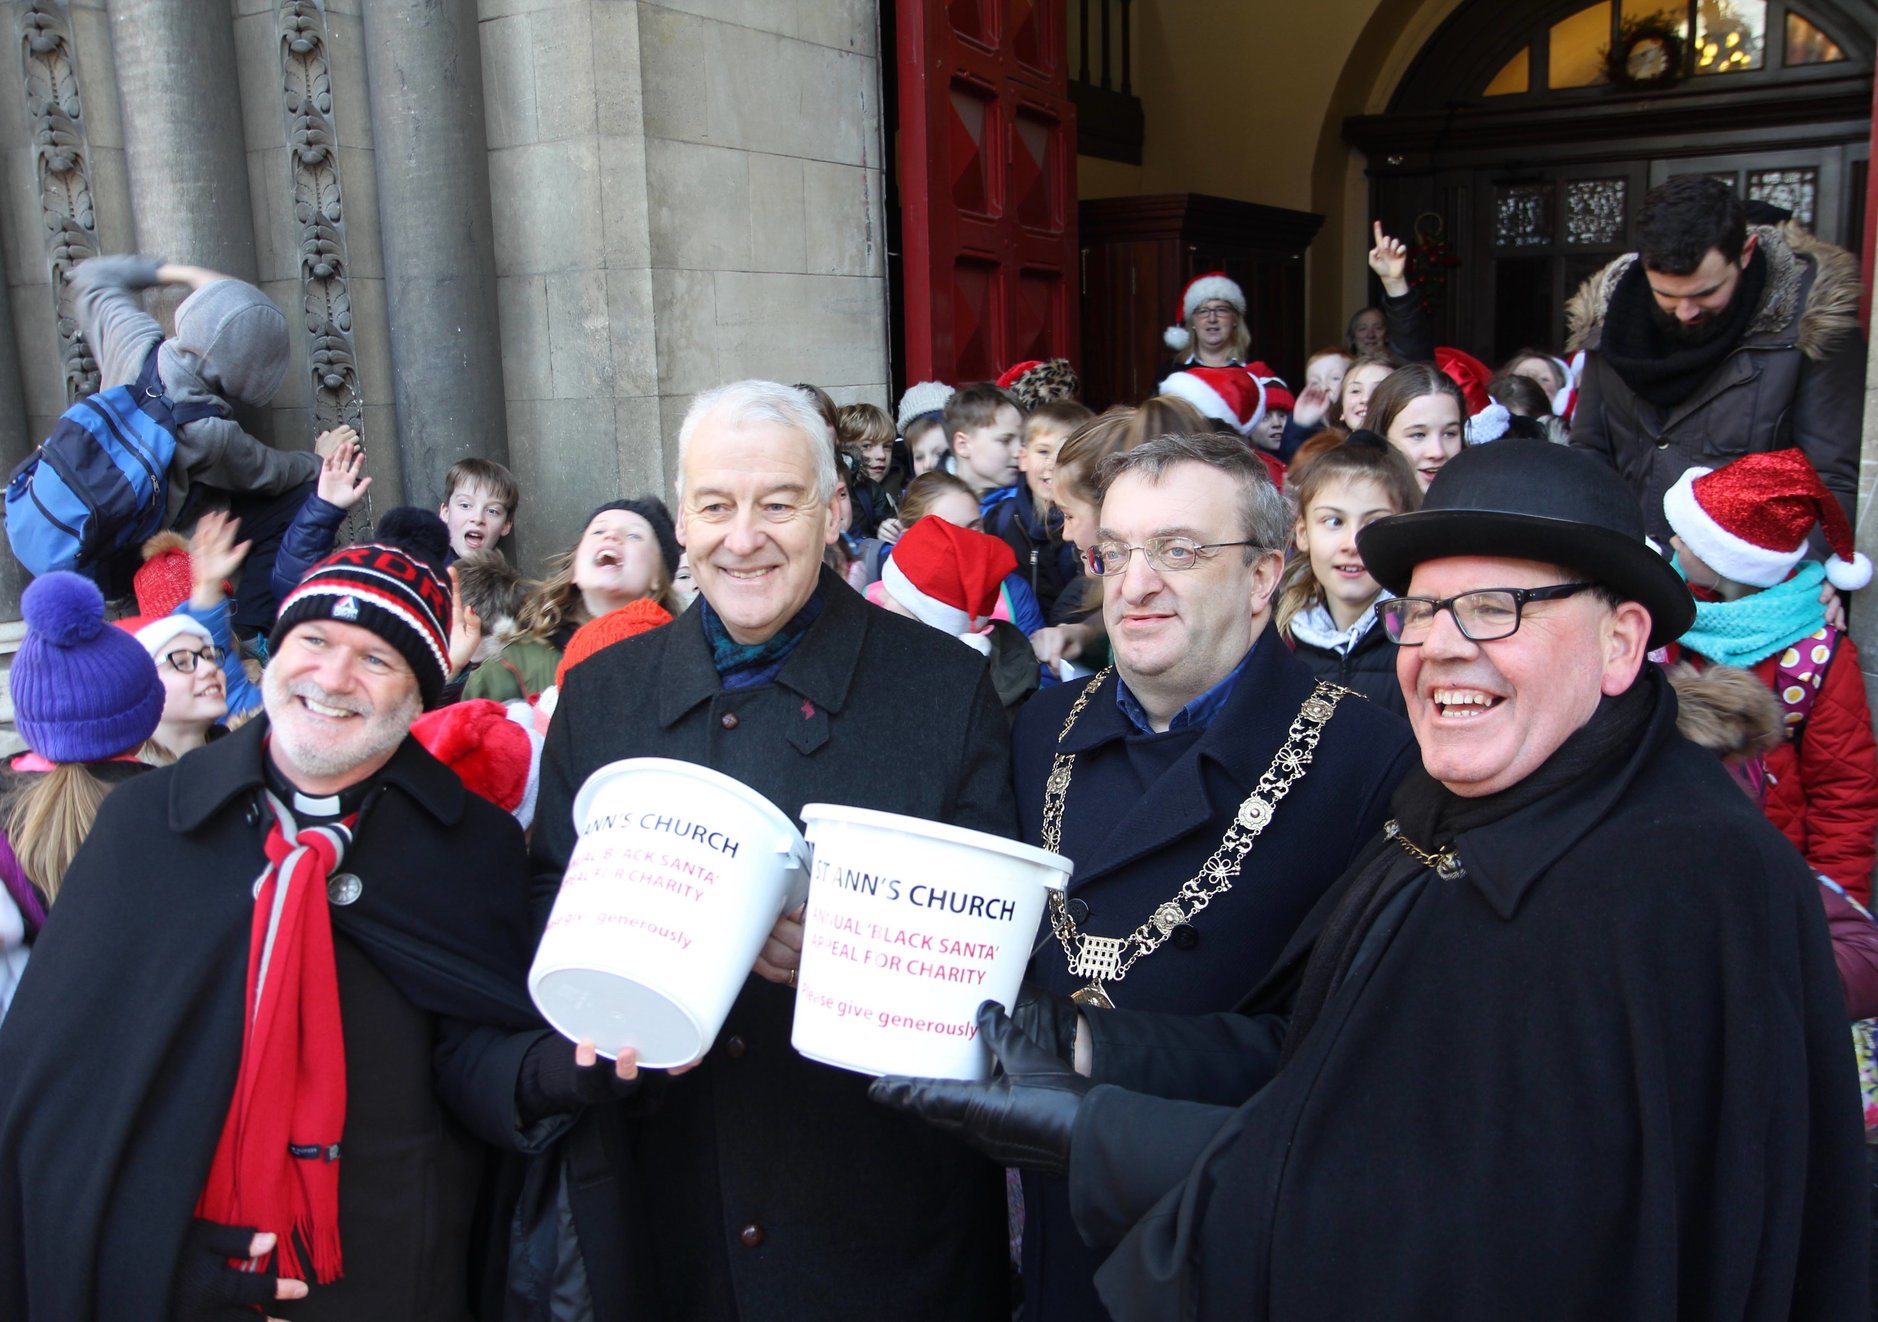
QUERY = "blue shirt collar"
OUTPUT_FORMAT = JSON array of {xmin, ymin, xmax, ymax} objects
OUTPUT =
[
  {"xmin": 977, "ymin": 485, "xmax": 1018, "ymax": 516},
  {"xmin": 1114, "ymin": 640, "xmax": 1257, "ymax": 734}
]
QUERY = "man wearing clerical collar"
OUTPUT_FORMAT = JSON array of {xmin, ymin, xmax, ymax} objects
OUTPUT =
[
  {"xmin": 532, "ymin": 379, "xmax": 1016, "ymax": 1320},
  {"xmin": 0, "ymin": 531, "xmax": 598, "ymax": 1320},
  {"xmin": 1006, "ymin": 432, "xmax": 1418, "ymax": 1320}
]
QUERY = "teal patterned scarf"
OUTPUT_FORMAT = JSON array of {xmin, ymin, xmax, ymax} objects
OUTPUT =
[{"xmin": 1676, "ymin": 556, "xmax": 1827, "ymax": 668}]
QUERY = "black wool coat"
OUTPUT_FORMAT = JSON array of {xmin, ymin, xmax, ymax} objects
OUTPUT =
[
  {"xmin": 1009, "ymin": 628, "xmax": 1418, "ymax": 1321},
  {"xmin": 1069, "ymin": 675, "xmax": 1869, "ymax": 1320},
  {"xmin": 531, "ymin": 573, "xmax": 1017, "ymax": 1322},
  {"xmin": 0, "ymin": 716, "xmax": 548, "ymax": 1321},
  {"xmin": 1287, "ymin": 618, "xmax": 1407, "ymax": 720}
]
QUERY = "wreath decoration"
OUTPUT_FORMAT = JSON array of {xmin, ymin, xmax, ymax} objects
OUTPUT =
[
  {"xmin": 1602, "ymin": 14, "xmax": 1686, "ymax": 89},
  {"xmin": 1407, "ymin": 212, "xmax": 1461, "ymax": 316}
]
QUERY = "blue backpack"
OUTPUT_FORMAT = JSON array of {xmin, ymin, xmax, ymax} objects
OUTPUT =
[{"xmin": 5, "ymin": 350, "xmax": 214, "ymax": 577}]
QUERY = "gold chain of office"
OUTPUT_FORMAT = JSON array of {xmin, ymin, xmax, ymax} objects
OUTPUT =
[{"xmin": 1039, "ymin": 667, "xmax": 1350, "ymax": 1008}]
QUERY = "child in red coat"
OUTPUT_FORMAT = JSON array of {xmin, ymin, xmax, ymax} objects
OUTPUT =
[{"xmin": 1663, "ymin": 449, "xmax": 1878, "ymax": 903}]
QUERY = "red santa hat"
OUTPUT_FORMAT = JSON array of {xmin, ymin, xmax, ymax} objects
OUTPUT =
[
  {"xmin": 1663, "ymin": 450, "xmax": 1871, "ymax": 591},
  {"xmin": 1163, "ymin": 272, "xmax": 1245, "ymax": 352},
  {"xmin": 880, "ymin": 516, "xmax": 1017, "ymax": 634},
  {"xmin": 134, "ymin": 531, "xmax": 196, "ymax": 618},
  {"xmin": 410, "ymin": 698, "xmax": 545, "ymax": 830},
  {"xmin": 1435, "ymin": 346, "xmax": 1495, "ymax": 417},
  {"xmin": 1246, "ymin": 362, "xmax": 1294, "ymax": 414},
  {"xmin": 1158, "ymin": 366, "xmax": 1266, "ymax": 436}
]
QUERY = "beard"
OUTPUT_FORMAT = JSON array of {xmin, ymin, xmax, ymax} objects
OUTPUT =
[
  {"xmin": 264, "ymin": 668, "xmax": 420, "ymax": 784},
  {"xmin": 1648, "ymin": 293, "xmax": 1735, "ymax": 348}
]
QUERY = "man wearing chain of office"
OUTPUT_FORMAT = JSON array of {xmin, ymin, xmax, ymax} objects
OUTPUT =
[{"xmin": 1006, "ymin": 431, "xmax": 1418, "ymax": 1319}]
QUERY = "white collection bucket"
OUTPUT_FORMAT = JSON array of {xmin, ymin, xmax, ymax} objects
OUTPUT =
[
  {"xmin": 530, "ymin": 758, "xmax": 808, "ymax": 1067},
  {"xmin": 791, "ymin": 804, "xmax": 1072, "ymax": 1081}
]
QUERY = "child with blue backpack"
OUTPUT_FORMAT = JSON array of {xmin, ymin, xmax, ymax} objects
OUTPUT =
[{"xmin": 33, "ymin": 255, "xmax": 342, "ymax": 629}]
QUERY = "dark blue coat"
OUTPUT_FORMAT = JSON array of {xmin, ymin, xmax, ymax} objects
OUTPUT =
[{"xmin": 1009, "ymin": 627, "xmax": 1418, "ymax": 1322}]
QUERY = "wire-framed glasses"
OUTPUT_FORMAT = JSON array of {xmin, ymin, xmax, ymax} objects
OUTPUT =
[{"xmin": 1084, "ymin": 536, "xmax": 1257, "ymax": 577}]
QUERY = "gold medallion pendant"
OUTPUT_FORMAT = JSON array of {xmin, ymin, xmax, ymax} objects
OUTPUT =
[{"xmin": 1071, "ymin": 982, "xmax": 1114, "ymax": 1009}]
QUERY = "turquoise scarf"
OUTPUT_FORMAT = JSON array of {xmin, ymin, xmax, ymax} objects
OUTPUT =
[{"xmin": 1675, "ymin": 556, "xmax": 1828, "ymax": 668}]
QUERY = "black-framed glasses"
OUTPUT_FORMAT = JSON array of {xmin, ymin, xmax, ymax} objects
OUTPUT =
[
  {"xmin": 1377, "ymin": 582, "xmax": 1596, "ymax": 645},
  {"xmin": 1085, "ymin": 536, "xmax": 1258, "ymax": 577},
  {"xmin": 160, "ymin": 645, "xmax": 222, "ymax": 674},
  {"xmin": 1192, "ymin": 304, "xmax": 1237, "ymax": 320}
]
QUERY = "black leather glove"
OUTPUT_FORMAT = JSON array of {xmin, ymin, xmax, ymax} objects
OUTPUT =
[
  {"xmin": 168, "ymin": 1218, "xmax": 280, "ymax": 1321},
  {"xmin": 1008, "ymin": 980, "xmax": 1083, "ymax": 1064},
  {"xmin": 518, "ymin": 1032, "xmax": 643, "ymax": 1122},
  {"xmin": 869, "ymin": 1000, "xmax": 1093, "ymax": 1179}
]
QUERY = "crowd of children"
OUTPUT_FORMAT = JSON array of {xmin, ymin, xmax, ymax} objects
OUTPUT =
[{"xmin": 4, "ymin": 251, "xmax": 1876, "ymax": 1089}]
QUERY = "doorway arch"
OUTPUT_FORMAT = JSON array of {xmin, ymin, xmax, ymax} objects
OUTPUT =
[{"xmin": 1344, "ymin": 0, "xmax": 1872, "ymax": 362}]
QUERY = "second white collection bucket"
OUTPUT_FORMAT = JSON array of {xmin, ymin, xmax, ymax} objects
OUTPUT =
[
  {"xmin": 791, "ymin": 804, "xmax": 1072, "ymax": 1081},
  {"xmin": 530, "ymin": 758, "xmax": 808, "ymax": 1067}
]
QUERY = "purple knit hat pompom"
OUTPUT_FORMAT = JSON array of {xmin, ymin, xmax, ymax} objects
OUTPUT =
[{"xmin": 13, "ymin": 572, "xmax": 164, "ymax": 763}]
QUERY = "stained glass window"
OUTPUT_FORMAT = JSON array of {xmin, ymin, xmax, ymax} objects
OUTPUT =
[
  {"xmin": 1565, "ymin": 179, "xmax": 1628, "ymax": 245},
  {"xmin": 1784, "ymin": 13, "xmax": 1845, "ymax": 65},
  {"xmin": 1496, "ymin": 184, "xmax": 1554, "ymax": 247},
  {"xmin": 1695, "ymin": 0, "xmax": 1766, "ymax": 74},
  {"xmin": 1747, "ymin": 168, "xmax": 1818, "ymax": 227},
  {"xmin": 1549, "ymin": 4, "xmax": 1612, "ymax": 88}
]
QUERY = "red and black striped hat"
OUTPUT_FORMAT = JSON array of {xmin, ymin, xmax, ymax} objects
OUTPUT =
[{"xmin": 270, "ymin": 540, "xmax": 453, "ymax": 707}]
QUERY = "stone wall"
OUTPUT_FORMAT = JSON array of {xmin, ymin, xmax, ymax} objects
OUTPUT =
[{"xmin": 0, "ymin": 0, "xmax": 893, "ymax": 578}]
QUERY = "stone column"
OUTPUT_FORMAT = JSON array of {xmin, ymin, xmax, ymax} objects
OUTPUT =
[
  {"xmin": 360, "ymin": 0, "xmax": 509, "ymax": 503},
  {"xmin": 0, "ymin": 273, "xmax": 30, "ymax": 615},
  {"xmin": 104, "ymin": 0, "xmax": 258, "ymax": 281}
]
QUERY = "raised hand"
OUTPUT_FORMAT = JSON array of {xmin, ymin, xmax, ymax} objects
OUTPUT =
[
  {"xmin": 1368, "ymin": 220, "xmax": 1410, "ymax": 297},
  {"xmin": 189, "ymin": 510, "xmax": 251, "ymax": 611},
  {"xmin": 315, "ymin": 431, "xmax": 373, "ymax": 510},
  {"xmin": 446, "ymin": 564, "xmax": 483, "ymax": 674},
  {"xmin": 1292, "ymin": 382, "xmax": 1332, "ymax": 429}
]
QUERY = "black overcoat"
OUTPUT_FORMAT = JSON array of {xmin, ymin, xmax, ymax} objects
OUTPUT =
[
  {"xmin": 531, "ymin": 573, "xmax": 1017, "ymax": 1321},
  {"xmin": 0, "ymin": 716, "xmax": 547, "ymax": 1321},
  {"xmin": 1066, "ymin": 675, "xmax": 1869, "ymax": 1319},
  {"xmin": 1009, "ymin": 629, "xmax": 1418, "ymax": 1319}
]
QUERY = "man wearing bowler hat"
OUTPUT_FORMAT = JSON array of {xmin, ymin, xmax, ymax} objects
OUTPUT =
[{"xmin": 875, "ymin": 438, "xmax": 1869, "ymax": 1319}]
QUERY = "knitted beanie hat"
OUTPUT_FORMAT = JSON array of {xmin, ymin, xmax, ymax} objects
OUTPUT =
[
  {"xmin": 587, "ymin": 497, "xmax": 682, "ymax": 582},
  {"xmin": 897, "ymin": 381, "xmax": 956, "ymax": 434},
  {"xmin": 1663, "ymin": 450, "xmax": 1872, "ymax": 591},
  {"xmin": 270, "ymin": 540, "xmax": 453, "ymax": 708},
  {"xmin": 1158, "ymin": 366, "xmax": 1267, "ymax": 436},
  {"xmin": 556, "ymin": 598, "xmax": 674, "ymax": 690},
  {"xmin": 409, "ymin": 698, "xmax": 544, "ymax": 830},
  {"xmin": 881, "ymin": 516, "xmax": 1017, "ymax": 633},
  {"xmin": 1163, "ymin": 272, "xmax": 1246, "ymax": 352},
  {"xmin": 134, "ymin": 531, "xmax": 194, "ymax": 618},
  {"xmin": 13, "ymin": 572, "xmax": 164, "ymax": 762}
]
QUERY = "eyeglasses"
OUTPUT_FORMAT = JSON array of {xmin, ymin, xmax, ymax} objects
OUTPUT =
[
  {"xmin": 1085, "ymin": 536, "xmax": 1258, "ymax": 577},
  {"xmin": 1192, "ymin": 304, "xmax": 1237, "ymax": 320},
  {"xmin": 160, "ymin": 645, "xmax": 223, "ymax": 674},
  {"xmin": 1377, "ymin": 583, "xmax": 1595, "ymax": 645}
]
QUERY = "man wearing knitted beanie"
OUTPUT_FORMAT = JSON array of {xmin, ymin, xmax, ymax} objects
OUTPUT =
[{"xmin": 0, "ymin": 527, "xmax": 638, "ymax": 1318}]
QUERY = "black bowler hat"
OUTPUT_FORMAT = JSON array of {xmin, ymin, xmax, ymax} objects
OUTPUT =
[{"xmin": 1357, "ymin": 439, "xmax": 1695, "ymax": 650}]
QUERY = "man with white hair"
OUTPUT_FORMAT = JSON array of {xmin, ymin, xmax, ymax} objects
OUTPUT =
[{"xmin": 532, "ymin": 379, "xmax": 1017, "ymax": 1319}]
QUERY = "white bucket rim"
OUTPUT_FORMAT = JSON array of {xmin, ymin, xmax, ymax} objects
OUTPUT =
[
  {"xmin": 799, "ymin": 802, "xmax": 1073, "ymax": 881},
  {"xmin": 573, "ymin": 757, "xmax": 806, "ymax": 856}
]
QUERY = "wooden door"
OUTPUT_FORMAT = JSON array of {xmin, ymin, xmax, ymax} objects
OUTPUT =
[{"xmin": 895, "ymin": 0, "xmax": 1080, "ymax": 385}]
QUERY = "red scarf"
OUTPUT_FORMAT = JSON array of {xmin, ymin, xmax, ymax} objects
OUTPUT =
[{"xmin": 194, "ymin": 795, "xmax": 354, "ymax": 1284}]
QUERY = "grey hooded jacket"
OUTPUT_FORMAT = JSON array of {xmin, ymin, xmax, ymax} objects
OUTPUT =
[{"xmin": 68, "ymin": 254, "xmax": 319, "ymax": 523}]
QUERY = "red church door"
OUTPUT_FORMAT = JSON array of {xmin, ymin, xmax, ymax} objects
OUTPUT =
[{"xmin": 895, "ymin": 0, "xmax": 1079, "ymax": 385}]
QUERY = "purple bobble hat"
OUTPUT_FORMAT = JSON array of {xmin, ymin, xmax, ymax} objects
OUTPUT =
[{"xmin": 11, "ymin": 572, "xmax": 164, "ymax": 762}]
